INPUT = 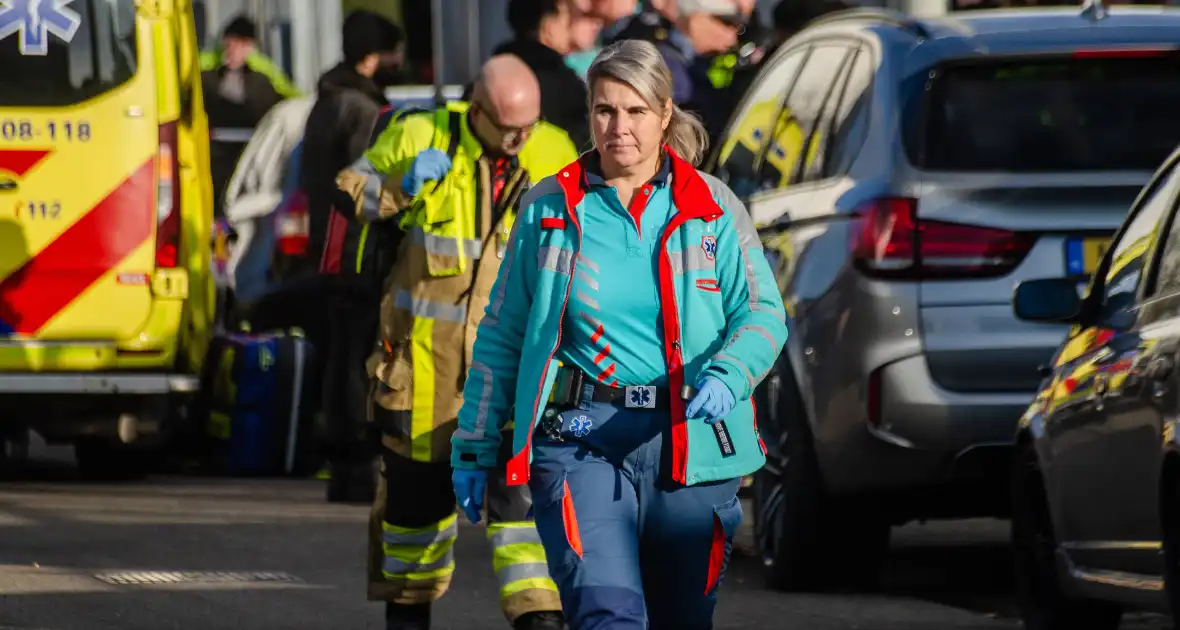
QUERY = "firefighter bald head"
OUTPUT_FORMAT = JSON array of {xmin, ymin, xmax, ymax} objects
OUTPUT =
[{"xmin": 469, "ymin": 55, "xmax": 543, "ymax": 157}]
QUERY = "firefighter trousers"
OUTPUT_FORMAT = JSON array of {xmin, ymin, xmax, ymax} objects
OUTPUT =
[{"xmin": 368, "ymin": 424, "xmax": 562, "ymax": 624}]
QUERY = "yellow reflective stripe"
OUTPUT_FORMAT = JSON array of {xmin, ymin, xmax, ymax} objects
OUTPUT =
[
  {"xmin": 382, "ymin": 513, "xmax": 458, "ymax": 542},
  {"xmin": 410, "ymin": 317, "xmax": 435, "ymax": 461},
  {"xmin": 382, "ymin": 536, "xmax": 454, "ymax": 565},
  {"xmin": 492, "ymin": 543, "xmax": 549, "ymax": 572},
  {"xmin": 489, "ymin": 522, "xmax": 552, "ymax": 594},
  {"xmin": 502, "ymin": 576, "xmax": 558, "ymax": 597},
  {"xmin": 487, "ymin": 522, "xmax": 542, "ymax": 546},
  {"xmin": 355, "ymin": 224, "xmax": 370, "ymax": 274},
  {"xmin": 381, "ymin": 515, "xmax": 458, "ymax": 580},
  {"xmin": 383, "ymin": 562, "xmax": 456, "ymax": 582}
]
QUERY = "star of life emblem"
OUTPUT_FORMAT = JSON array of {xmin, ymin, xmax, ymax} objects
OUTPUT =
[
  {"xmin": 701, "ymin": 235, "xmax": 718, "ymax": 261},
  {"xmin": 569, "ymin": 414, "xmax": 593, "ymax": 437},
  {"xmin": 0, "ymin": 0, "xmax": 82, "ymax": 56},
  {"xmin": 625, "ymin": 386, "xmax": 656, "ymax": 409}
]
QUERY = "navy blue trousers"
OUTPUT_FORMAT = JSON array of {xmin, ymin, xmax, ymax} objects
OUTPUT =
[{"xmin": 528, "ymin": 386, "xmax": 743, "ymax": 630}]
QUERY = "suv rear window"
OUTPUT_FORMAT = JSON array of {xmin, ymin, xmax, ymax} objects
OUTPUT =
[
  {"xmin": 913, "ymin": 54, "xmax": 1180, "ymax": 171},
  {"xmin": 0, "ymin": 0, "xmax": 138, "ymax": 107}
]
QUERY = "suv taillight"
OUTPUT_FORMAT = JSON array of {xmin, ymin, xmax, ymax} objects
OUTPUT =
[
  {"xmin": 156, "ymin": 122, "xmax": 181, "ymax": 268},
  {"xmin": 275, "ymin": 189, "xmax": 310, "ymax": 256},
  {"xmin": 850, "ymin": 197, "xmax": 1035, "ymax": 279}
]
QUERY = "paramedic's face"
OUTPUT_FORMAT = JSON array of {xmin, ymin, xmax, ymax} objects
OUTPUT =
[{"xmin": 591, "ymin": 77, "xmax": 670, "ymax": 173}]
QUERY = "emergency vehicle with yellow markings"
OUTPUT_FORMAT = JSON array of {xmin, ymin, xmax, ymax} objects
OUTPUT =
[{"xmin": 0, "ymin": 0, "xmax": 214, "ymax": 475}]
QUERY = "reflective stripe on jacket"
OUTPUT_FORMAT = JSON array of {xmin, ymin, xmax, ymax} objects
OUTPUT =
[
  {"xmin": 335, "ymin": 101, "xmax": 577, "ymax": 463},
  {"xmin": 452, "ymin": 148, "xmax": 788, "ymax": 486}
]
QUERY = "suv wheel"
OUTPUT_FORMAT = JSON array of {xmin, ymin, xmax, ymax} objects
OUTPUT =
[
  {"xmin": 754, "ymin": 370, "xmax": 890, "ymax": 592},
  {"xmin": 1011, "ymin": 442, "xmax": 1121, "ymax": 630},
  {"xmin": 1163, "ymin": 471, "xmax": 1180, "ymax": 626}
]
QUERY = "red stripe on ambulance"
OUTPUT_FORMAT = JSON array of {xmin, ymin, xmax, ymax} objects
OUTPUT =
[
  {"xmin": 0, "ymin": 149, "xmax": 52, "ymax": 177},
  {"xmin": 0, "ymin": 158, "xmax": 156, "ymax": 334}
]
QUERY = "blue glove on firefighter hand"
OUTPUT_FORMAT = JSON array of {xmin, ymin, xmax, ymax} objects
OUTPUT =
[
  {"xmin": 685, "ymin": 376, "xmax": 735, "ymax": 425},
  {"xmin": 452, "ymin": 468, "xmax": 488, "ymax": 525},
  {"xmin": 401, "ymin": 148, "xmax": 452, "ymax": 197}
]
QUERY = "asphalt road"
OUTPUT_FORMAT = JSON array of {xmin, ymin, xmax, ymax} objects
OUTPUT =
[{"xmin": 0, "ymin": 449, "xmax": 1171, "ymax": 630}]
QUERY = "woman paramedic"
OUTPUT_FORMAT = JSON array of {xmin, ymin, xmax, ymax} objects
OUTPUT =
[{"xmin": 450, "ymin": 39, "xmax": 788, "ymax": 629}]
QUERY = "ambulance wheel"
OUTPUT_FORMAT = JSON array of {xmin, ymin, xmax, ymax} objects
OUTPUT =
[{"xmin": 75, "ymin": 440, "xmax": 149, "ymax": 480}]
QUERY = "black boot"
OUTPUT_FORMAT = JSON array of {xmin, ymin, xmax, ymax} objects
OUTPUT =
[
  {"xmin": 386, "ymin": 602, "xmax": 431, "ymax": 630},
  {"xmin": 514, "ymin": 611, "xmax": 565, "ymax": 630}
]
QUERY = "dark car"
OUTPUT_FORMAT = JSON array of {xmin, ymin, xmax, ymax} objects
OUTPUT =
[{"xmin": 1011, "ymin": 143, "xmax": 1180, "ymax": 629}]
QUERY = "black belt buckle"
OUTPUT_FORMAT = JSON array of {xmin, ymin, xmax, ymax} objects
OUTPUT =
[{"xmin": 550, "ymin": 365, "xmax": 585, "ymax": 408}]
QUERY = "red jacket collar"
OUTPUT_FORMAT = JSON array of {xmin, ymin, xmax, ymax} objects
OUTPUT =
[{"xmin": 555, "ymin": 146, "xmax": 724, "ymax": 224}]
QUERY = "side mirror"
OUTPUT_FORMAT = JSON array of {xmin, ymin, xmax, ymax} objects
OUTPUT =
[{"xmin": 1013, "ymin": 278, "xmax": 1083, "ymax": 323}]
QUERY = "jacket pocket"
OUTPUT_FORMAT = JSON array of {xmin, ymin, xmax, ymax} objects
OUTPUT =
[
  {"xmin": 705, "ymin": 495, "xmax": 743, "ymax": 595},
  {"xmin": 372, "ymin": 341, "xmax": 413, "ymax": 411}
]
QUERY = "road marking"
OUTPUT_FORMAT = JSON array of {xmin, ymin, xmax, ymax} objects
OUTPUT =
[{"xmin": 94, "ymin": 571, "xmax": 304, "ymax": 586}]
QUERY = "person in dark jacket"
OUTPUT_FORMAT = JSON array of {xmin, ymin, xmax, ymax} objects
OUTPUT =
[
  {"xmin": 297, "ymin": 10, "xmax": 406, "ymax": 504},
  {"xmin": 301, "ymin": 12, "xmax": 405, "ymax": 261},
  {"xmin": 202, "ymin": 15, "xmax": 286, "ymax": 218},
  {"xmin": 494, "ymin": 0, "xmax": 592, "ymax": 151}
]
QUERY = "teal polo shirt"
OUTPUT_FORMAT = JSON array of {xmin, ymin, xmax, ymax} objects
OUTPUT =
[{"xmin": 557, "ymin": 155, "xmax": 674, "ymax": 387}]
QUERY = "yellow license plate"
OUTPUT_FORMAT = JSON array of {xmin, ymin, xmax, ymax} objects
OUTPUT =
[{"xmin": 1079, "ymin": 237, "xmax": 1110, "ymax": 275}]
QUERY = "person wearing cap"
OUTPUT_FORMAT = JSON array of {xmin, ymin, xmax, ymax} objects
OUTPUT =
[
  {"xmin": 298, "ymin": 10, "xmax": 408, "ymax": 505},
  {"xmin": 201, "ymin": 14, "xmax": 293, "ymax": 218},
  {"xmin": 199, "ymin": 14, "xmax": 299, "ymax": 99}
]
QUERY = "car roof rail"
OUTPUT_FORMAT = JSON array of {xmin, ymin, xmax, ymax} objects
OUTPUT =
[
  {"xmin": 807, "ymin": 7, "xmax": 932, "ymax": 38},
  {"xmin": 1079, "ymin": 0, "xmax": 1109, "ymax": 22}
]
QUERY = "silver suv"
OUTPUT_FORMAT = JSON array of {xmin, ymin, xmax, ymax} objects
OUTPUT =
[{"xmin": 707, "ymin": 5, "xmax": 1180, "ymax": 592}]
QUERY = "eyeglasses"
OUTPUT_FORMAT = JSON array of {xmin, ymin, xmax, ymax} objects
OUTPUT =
[{"xmin": 474, "ymin": 101, "xmax": 540, "ymax": 142}]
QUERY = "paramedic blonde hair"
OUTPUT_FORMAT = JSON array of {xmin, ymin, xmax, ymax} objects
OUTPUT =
[{"xmin": 587, "ymin": 39, "xmax": 709, "ymax": 166}]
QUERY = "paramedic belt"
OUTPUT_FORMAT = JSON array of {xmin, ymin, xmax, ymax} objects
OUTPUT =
[{"xmin": 548, "ymin": 365, "xmax": 691, "ymax": 412}]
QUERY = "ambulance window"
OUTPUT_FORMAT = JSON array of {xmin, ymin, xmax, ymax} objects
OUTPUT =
[
  {"xmin": 0, "ymin": 0, "xmax": 138, "ymax": 107},
  {"xmin": 713, "ymin": 46, "xmax": 807, "ymax": 198}
]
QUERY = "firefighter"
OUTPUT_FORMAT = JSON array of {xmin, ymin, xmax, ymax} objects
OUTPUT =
[{"xmin": 335, "ymin": 54, "xmax": 578, "ymax": 630}]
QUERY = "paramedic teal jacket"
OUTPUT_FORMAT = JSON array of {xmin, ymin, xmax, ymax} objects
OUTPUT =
[{"xmin": 451, "ymin": 148, "xmax": 788, "ymax": 487}]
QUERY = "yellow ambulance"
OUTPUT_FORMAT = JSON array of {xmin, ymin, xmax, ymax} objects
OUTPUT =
[{"xmin": 0, "ymin": 0, "xmax": 214, "ymax": 475}]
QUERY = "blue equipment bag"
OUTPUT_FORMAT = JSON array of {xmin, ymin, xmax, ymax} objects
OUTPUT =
[{"xmin": 206, "ymin": 330, "xmax": 317, "ymax": 476}]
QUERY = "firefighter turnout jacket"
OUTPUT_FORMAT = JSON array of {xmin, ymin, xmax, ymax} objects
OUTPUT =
[
  {"xmin": 338, "ymin": 101, "xmax": 576, "ymax": 462},
  {"xmin": 335, "ymin": 100, "xmax": 577, "ymax": 618}
]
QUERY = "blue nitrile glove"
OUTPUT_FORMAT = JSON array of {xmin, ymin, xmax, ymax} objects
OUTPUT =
[
  {"xmin": 684, "ymin": 376, "xmax": 736, "ymax": 425},
  {"xmin": 452, "ymin": 468, "xmax": 489, "ymax": 524},
  {"xmin": 401, "ymin": 148, "xmax": 452, "ymax": 197}
]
